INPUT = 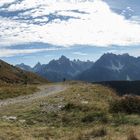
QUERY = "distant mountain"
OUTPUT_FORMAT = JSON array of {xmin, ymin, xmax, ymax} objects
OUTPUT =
[
  {"xmin": 33, "ymin": 62, "xmax": 42, "ymax": 72},
  {"xmin": 0, "ymin": 60, "xmax": 48, "ymax": 84},
  {"xmin": 46, "ymin": 55, "xmax": 93, "ymax": 76},
  {"xmin": 16, "ymin": 63, "xmax": 32, "ymax": 71},
  {"xmin": 76, "ymin": 53, "xmax": 140, "ymax": 82},
  {"xmin": 16, "ymin": 55, "xmax": 94, "ymax": 82},
  {"xmin": 16, "ymin": 53, "xmax": 140, "ymax": 82}
]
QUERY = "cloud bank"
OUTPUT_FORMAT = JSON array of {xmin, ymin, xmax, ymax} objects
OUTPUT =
[
  {"xmin": 0, "ymin": 0, "xmax": 140, "ymax": 57},
  {"xmin": 0, "ymin": 47, "xmax": 61, "ymax": 57}
]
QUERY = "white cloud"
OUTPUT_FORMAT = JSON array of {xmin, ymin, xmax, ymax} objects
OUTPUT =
[
  {"xmin": 0, "ymin": 0, "xmax": 15, "ymax": 7},
  {"xmin": 73, "ymin": 51, "xmax": 87, "ymax": 56},
  {"xmin": 0, "ymin": 0, "xmax": 140, "ymax": 49},
  {"xmin": 0, "ymin": 48, "xmax": 60, "ymax": 57},
  {"xmin": 130, "ymin": 16, "xmax": 140, "ymax": 24}
]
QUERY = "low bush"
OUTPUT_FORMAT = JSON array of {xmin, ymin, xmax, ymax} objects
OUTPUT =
[
  {"xmin": 81, "ymin": 112, "xmax": 108, "ymax": 123},
  {"xmin": 89, "ymin": 127, "xmax": 107, "ymax": 138},
  {"xmin": 109, "ymin": 95, "xmax": 140, "ymax": 114},
  {"xmin": 62, "ymin": 103, "xmax": 76, "ymax": 111},
  {"xmin": 62, "ymin": 103, "xmax": 90, "ymax": 112}
]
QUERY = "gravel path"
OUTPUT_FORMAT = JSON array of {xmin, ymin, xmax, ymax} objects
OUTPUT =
[{"xmin": 0, "ymin": 84, "xmax": 67, "ymax": 107}]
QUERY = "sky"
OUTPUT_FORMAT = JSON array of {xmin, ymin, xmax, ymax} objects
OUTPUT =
[{"xmin": 0, "ymin": 0, "xmax": 140, "ymax": 66}]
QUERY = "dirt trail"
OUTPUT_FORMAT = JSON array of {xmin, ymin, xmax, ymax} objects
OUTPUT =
[{"xmin": 0, "ymin": 84, "xmax": 67, "ymax": 107}]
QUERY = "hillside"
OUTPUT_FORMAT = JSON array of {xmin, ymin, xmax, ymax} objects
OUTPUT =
[
  {"xmin": 0, "ymin": 59, "xmax": 48, "ymax": 84},
  {"xmin": 0, "ymin": 82, "xmax": 140, "ymax": 139}
]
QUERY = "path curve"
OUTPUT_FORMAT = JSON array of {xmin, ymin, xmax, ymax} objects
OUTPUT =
[{"xmin": 0, "ymin": 84, "xmax": 67, "ymax": 107}]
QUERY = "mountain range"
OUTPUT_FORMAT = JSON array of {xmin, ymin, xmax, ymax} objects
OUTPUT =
[
  {"xmin": 76, "ymin": 53, "xmax": 140, "ymax": 82},
  {"xmin": 16, "ymin": 53, "xmax": 140, "ymax": 82},
  {"xmin": 16, "ymin": 55, "xmax": 93, "ymax": 82}
]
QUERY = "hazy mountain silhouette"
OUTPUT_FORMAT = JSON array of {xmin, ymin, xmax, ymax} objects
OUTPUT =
[{"xmin": 16, "ymin": 55, "xmax": 93, "ymax": 82}]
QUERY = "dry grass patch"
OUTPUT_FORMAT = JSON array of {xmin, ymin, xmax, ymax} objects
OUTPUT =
[
  {"xmin": 0, "ymin": 85, "xmax": 38, "ymax": 99},
  {"xmin": 127, "ymin": 130, "xmax": 139, "ymax": 140}
]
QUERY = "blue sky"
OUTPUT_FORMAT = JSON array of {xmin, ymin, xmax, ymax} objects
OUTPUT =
[{"xmin": 0, "ymin": 0, "xmax": 140, "ymax": 66}]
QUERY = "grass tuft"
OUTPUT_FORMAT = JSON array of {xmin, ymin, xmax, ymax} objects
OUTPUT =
[{"xmin": 127, "ymin": 130, "xmax": 139, "ymax": 140}]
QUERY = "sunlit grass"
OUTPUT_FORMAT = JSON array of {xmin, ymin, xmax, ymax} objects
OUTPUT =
[{"xmin": 0, "ymin": 82, "xmax": 140, "ymax": 139}]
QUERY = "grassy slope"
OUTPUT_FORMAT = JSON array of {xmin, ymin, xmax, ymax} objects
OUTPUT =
[
  {"xmin": 0, "ymin": 60, "xmax": 49, "ymax": 99},
  {"xmin": 0, "ymin": 82, "xmax": 140, "ymax": 139},
  {"xmin": 0, "ymin": 59, "xmax": 48, "ymax": 84}
]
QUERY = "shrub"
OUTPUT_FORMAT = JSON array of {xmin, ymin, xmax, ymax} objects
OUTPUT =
[
  {"xmin": 62, "ymin": 103, "xmax": 89, "ymax": 112},
  {"xmin": 61, "ymin": 115, "xmax": 71, "ymax": 124},
  {"xmin": 109, "ymin": 95, "xmax": 140, "ymax": 114},
  {"xmin": 62, "ymin": 103, "xmax": 76, "ymax": 111},
  {"xmin": 81, "ymin": 112, "xmax": 108, "ymax": 123}
]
